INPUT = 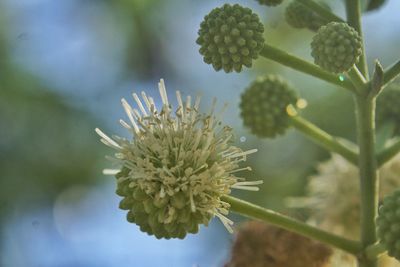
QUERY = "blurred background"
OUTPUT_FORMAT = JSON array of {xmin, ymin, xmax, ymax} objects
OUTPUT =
[{"xmin": 0, "ymin": 0, "xmax": 399, "ymax": 266}]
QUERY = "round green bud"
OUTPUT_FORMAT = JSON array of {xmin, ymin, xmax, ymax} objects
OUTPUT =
[
  {"xmin": 311, "ymin": 22, "xmax": 362, "ymax": 73},
  {"xmin": 376, "ymin": 82, "xmax": 400, "ymax": 135},
  {"xmin": 240, "ymin": 75, "xmax": 298, "ymax": 138},
  {"xmin": 196, "ymin": 4, "xmax": 265, "ymax": 73},
  {"xmin": 285, "ymin": 0, "xmax": 331, "ymax": 31},
  {"xmin": 256, "ymin": 0, "xmax": 284, "ymax": 6},
  {"xmin": 377, "ymin": 189, "xmax": 400, "ymax": 260}
]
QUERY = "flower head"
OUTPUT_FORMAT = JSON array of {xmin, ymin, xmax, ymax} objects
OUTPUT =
[
  {"xmin": 288, "ymin": 153, "xmax": 400, "ymax": 239},
  {"xmin": 311, "ymin": 22, "xmax": 362, "ymax": 73},
  {"xmin": 196, "ymin": 4, "xmax": 265, "ymax": 73},
  {"xmin": 96, "ymin": 79, "xmax": 261, "ymax": 239},
  {"xmin": 240, "ymin": 75, "xmax": 298, "ymax": 138}
]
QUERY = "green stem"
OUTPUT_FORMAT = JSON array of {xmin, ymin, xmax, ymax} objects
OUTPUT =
[
  {"xmin": 382, "ymin": 60, "xmax": 400, "ymax": 86},
  {"xmin": 297, "ymin": 0, "xmax": 345, "ymax": 23},
  {"xmin": 345, "ymin": 0, "xmax": 369, "ymax": 79},
  {"xmin": 365, "ymin": 243, "xmax": 387, "ymax": 260},
  {"xmin": 355, "ymin": 96, "xmax": 379, "ymax": 267},
  {"xmin": 347, "ymin": 66, "xmax": 367, "ymax": 94},
  {"xmin": 222, "ymin": 195, "xmax": 362, "ymax": 254},
  {"xmin": 347, "ymin": 2, "xmax": 377, "ymax": 265},
  {"xmin": 289, "ymin": 115, "xmax": 358, "ymax": 165},
  {"xmin": 260, "ymin": 44, "xmax": 355, "ymax": 91},
  {"xmin": 377, "ymin": 138, "xmax": 400, "ymax": 167}
]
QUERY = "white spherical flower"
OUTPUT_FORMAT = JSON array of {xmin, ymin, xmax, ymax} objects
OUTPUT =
[
  {"xmin": 289, "ymin": 153, "xmax": 400, "ymax": 238},
  {"xmin": 96, "ymin": 79, "xmax": 262, "ymax": 239},
  {"xmin": 288, "ymin": 153, "xmax": 400, "ymax": 267}
]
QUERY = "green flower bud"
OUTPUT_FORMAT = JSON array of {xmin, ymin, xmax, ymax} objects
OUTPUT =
[
  {"xmin": 311, "ymin": 22, "xmax": 362, "ymax": 73},
  {"xmin": 377, "ymin": 82, "xmax": 400, "ymax": 135},
  {"xmin": 256, "ymin": 0, "xmax": 284, "ymax": 6},
  {"xmin": 96, "ymin": 79, "xmax": 262, "ymax": 239},
  {"xmin": 285, "ymin": 0, "xmax": 331, "ymax": 31},
  {"xmin": 196, "ymin": 4, "xmax": 265, "ymax": 73},
  {"xmin": 377, "ymin": 189, "xmax": 400, "ymax": 260},
  {"xmin": 240, "ymin": 75, "xmax": 298, "ymax": 138}
]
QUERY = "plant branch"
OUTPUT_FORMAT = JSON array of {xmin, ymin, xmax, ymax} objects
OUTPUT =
[
  {"xmin": 297, "ymin": 0, "xmax": 345, "ymax": 23},
  {"xmin": 345, "ymin": 0, "xmax": 369, "ymax": 79},
  {"xmin": 377, "ymin": 138, "xmax": 400, "ymax": 167},
  {"xmin": 260, "ymin": 44, "xmax": 355, "ymax": 92},
  {"xmin": 289, "ymin": 115, "xmax": 358, "ymax": 165},
  {"xmin": 383, "ymin": 60, "xmax": 400, "ymax": 86},
  {"xmin": 347, "ymin": 66, "xmax": 367, "ymax": 94},
  {"xmin": 354, "ymin": 96, "xmax": 379, "ymax": 267},
  {"xmin": 222, "ymin": 195, "xmax": 362, "ymax": 255}
]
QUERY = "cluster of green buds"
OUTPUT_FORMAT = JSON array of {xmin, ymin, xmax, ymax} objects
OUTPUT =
[
  {"xmin": 196, "ymin": 4, "xmax": 265, "ymax": 73},
  {"xmin": 377, "ymin": 190, "xmax": 400, "ymax": 260},
  {"xmin": 240, "ymin": 75, "xmax": 298, "ymax": 138},
  {"xmin": 96, "ymin": 1, "xmax": 400, "ymax": 266},
  {"xmin": 194, "ymin": 1, "xmax": 400, "ymax": 265},
  {"xmin": 196, "ymin": 2, "xmax": 365, "ymax": 140},
  {"xmin": 311, "ymin": 22, "xmax": 362, "ymax": 73}
]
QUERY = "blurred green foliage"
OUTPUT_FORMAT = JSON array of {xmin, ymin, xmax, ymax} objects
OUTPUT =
[
  {"xmin": 0, "ymin": 80, "xmax": 103, "ymax": 209},
  {"xmin": 0, "ymin": 27, "xmax": 103, "ymax": 217}
]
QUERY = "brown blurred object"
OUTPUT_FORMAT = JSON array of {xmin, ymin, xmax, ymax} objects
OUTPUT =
[{"xmin": 224, "ymin": 221, "xmax": 332, "ymax": 267}]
